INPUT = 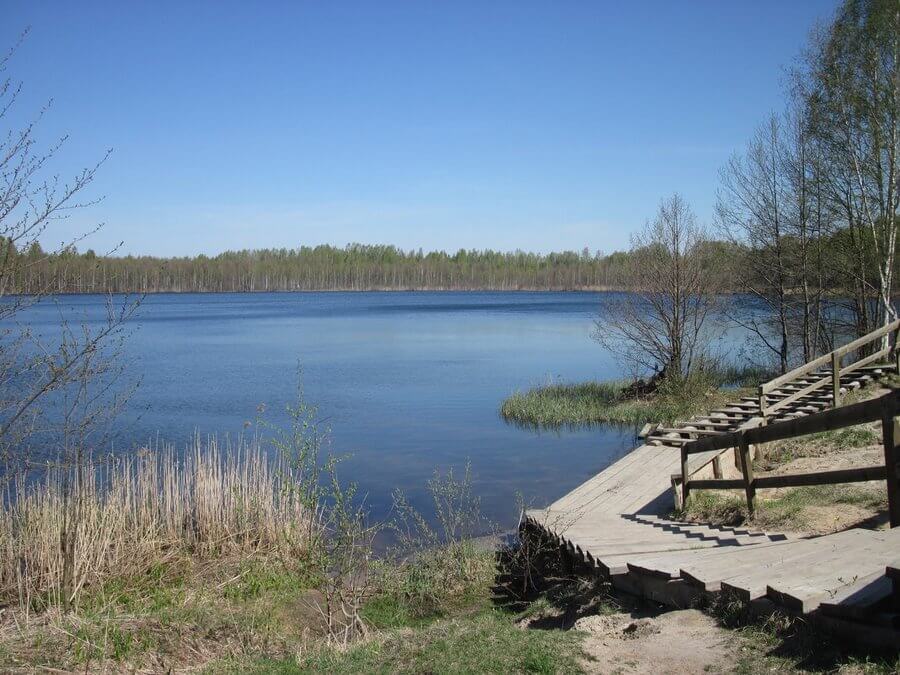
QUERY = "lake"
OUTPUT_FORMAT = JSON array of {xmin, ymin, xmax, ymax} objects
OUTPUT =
[{"xmin": 17, "ymin": 291, "xmax": 725, "ymax": 531}]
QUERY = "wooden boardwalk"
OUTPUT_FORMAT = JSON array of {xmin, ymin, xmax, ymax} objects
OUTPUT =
[{"xmin": 524, "ymin": 348, "xmax": 900, "ymax": 647}]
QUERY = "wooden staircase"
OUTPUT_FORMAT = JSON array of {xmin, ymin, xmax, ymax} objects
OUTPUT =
[{"xmin": 524, "ymin": 320, "xmax": 900, "ymax": 648}]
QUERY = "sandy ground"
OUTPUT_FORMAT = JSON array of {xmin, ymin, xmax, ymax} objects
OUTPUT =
[
  {"xmin": 754, "ymin": 428, "xmax": 888, "ymax": 535},
  {"xmin": 572, "ymin": 608, "xmax": 737, "ymax": 674}
]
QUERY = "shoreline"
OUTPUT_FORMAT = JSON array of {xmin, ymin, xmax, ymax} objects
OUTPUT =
[{"xmin": 6, "ymin": 287, "xmax": 756, "ymax": 297}]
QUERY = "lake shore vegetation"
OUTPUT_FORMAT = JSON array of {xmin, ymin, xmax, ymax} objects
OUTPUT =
[
  {"xmin": 500, "ymin": 365, "xmax": 766, "ymax": 428},
  {"xmin": 0, "ymin": 422, "xmax": 588, "ymax": 672}
]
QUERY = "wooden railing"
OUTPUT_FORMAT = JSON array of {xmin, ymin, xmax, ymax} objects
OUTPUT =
[
  {"xmin": 758, "ymin": 319, "xmax": 900, "ymax": 419},
  {"xmin": 680, "ymin": 390, "xmax": 900, "ymax": 527}
]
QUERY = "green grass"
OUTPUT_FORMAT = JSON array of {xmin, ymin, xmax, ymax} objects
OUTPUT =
[
  {"xmin": 0, "ymin": 555, "xmax": 324, "ymax": 671},
  {"xmin": 500, "ymin": 375, "xmax": 756, "ymax": 428},
  {"xmin": 500, "ymin": 381, "xmax": 628, "ymax": 427},
  {"xmin": 217, "ymin": 610, "xmax": 586, "ymax": 675},
  {"xmin": 679, "ymin": 485, "xmax": 887, "ymax": 531},
  {"xmin": 760, "ymin": 423, "xmax": 880, "ymax": 468},
  {"xmin": 205, "ymin": 543, "xmax": 591, "ymax": 674},
  {"xmin": 708, "ymin": 599, "xmax": 900, "ymax": 674}
]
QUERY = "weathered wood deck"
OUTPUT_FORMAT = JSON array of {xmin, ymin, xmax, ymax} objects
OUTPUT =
[{"xmin": 524, "ymin": 350, "xmax": 900, "ymax": 648}]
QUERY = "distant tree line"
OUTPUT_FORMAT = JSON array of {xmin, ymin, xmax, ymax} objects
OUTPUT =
[
  {"xmin": 4, "ymin": 241, "xmax": 745, "ymax": 293},
  {"xmin": 4, "ymin": 229, "xmax": 898, "ymax": 300}
]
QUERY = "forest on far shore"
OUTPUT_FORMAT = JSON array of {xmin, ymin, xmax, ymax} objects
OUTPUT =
[{"xmin": 2, "ymin": 229, "xmax": 895, "ymax": 296}]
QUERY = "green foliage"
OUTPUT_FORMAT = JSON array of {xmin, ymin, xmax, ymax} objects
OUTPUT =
[
  {"xmin": 372, "ymin": 463, "xmax": 496, "ymax": 624},
  {"xmin": 231, "ymin": 611, "xmax": 585, "ymax": 675},
  {"xmin": 221, "ymin": 560, "xmax": 320, "ymax": 601},
  {"xmin": 678, "ymin": 491, "xmax": 747, "ymax": 527},
  {"xmin": 679, "ymin": 485, "xmax": 887, "ymax": 532},
  {"xmin": 500, "ymin": 381, "xmax": 627, "ymax": 427},
  {"xmin": 500, "ymin": 367, "xmax": 760, "ymax": 428},
  {"xmin": 369, "ymin": 547, "xmax": 496, "ymax": 627},
  {"xmin": 812, "ymin": 425, "xmax": 878, "ymax": 449}
]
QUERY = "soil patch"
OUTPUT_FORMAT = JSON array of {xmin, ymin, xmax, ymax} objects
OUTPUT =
[{"xmin": 573, "ymin": 608, "xmax": 737, "ymax": 674}]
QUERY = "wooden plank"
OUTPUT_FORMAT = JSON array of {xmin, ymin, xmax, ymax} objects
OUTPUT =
[
  {"xmin": 553, "ymin": 453, "xmax": 676, "ymax": 515},
  {"xmin": 753, "ymin": 466, "xmax": 887, "ymax": 489},
  {"xmin": 768, "ymin": 542, "xmax": 900, "ymax": 614},
  {"xmin": 815, "ymin": 573, "xmax": 893, "ymax": 620},
  {"xmin": 685, "ymin": 391, "xmax": 899, "ymax": 456},
  {"xmin": 687, "ymin": 478, "xmax": 745, "ymax": 490},
  {"xmin": 646, "ymin": 435, "xmax": 692, "ymax": 446},
  {"xmin": 682, "ymin": 529, "xmax": 870, "ymax": 592},
  {"xmin": 680, "ymin": 541, "xmax": 832, "ymax": 592},
  {"xmin": 832, "ymin": 351, "xmax": 842, "ymax": 408},
  {"xmin": 721, "ymin": 529, "xmax": 897, "ymax": 602},
  {"xmin": 626, "ymin": 540, "xmax": 788, "ymax": 579},
  {"xmin": 551, "ymin": 444, "xmax": 657, "ymax": 510},
  {"xmin": 761, "ymin": 319, "xmax": 899, "ymax": 394},
  {"xmin": 654, "ymin": 427, "xmax": 729, "ymax": 436},
  {"xmin": 882, "ymin": 416, "xmax": 900, "ymax": 528},
  {"xmin": 767, "ymin": 377, "xmax": 832, "ymax": 413},
  {"xmin": 686, "ymin": 449, "xmax": 728, "ymax": 476},
  {"xmin": 840, "ymin": 347, "xmax": 892, "ymax": 377},
  {"xmin": 762, "ymin": 352, "xmax": 834, "ymax": 393}
]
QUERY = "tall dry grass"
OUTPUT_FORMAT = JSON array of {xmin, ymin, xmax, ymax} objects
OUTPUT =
[{"xmin": 0, "ymin": 437, "xmax": 320, "ymax": 611}]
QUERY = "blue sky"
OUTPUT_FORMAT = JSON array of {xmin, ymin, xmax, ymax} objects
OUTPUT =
[{"xmin": 6, "ymin": 1, "xmax": 839, "ymax": 257}]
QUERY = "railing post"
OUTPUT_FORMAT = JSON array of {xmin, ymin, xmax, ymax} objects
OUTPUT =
[
  {"xmin": 712, "ymin": 455, "xmax": 723, "ymax": 479},
  {"xmin": 831, "ymin": 351, "xmax": 841, "ymax": 408},
  {"xmin": 881, "ymin": 411, "xmax": 900, "ymax": 528},
  {"xmin": 758, "ymin": 385, "xmax": 767, "ymax": 420},
  {"xmin": 895, "ymin": 330, "xmax": 900, "ymax": 374},
  {"xmin": 892, "ymin": 321, "xmax": 900, "ymax": 374},
  {"xmin": 738, "ymin": 434, "xmax": 756, "ymax": 516},
  {"xmin": 680, "ymin": 445, "xmax": 690, "ymax": 509}
]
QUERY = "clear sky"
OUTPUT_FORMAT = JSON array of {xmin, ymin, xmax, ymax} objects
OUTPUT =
[{"xmin": 6, "ymin": 0, "xmax": 839, "ymax": 257}]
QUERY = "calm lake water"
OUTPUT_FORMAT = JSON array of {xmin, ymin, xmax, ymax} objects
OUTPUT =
[{"xmin": 18, "ymin": 291, "xmax": 733, "ymax": 531}]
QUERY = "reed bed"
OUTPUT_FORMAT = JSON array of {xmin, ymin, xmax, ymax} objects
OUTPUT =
[{"xmin": 0, "ymin": 437, "xmax": 319, "ymax": 610}]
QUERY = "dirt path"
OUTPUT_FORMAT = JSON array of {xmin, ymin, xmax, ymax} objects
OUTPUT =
[{"xmin": 571, "ymin": 608, "xmax": 738, "ymax": 674}]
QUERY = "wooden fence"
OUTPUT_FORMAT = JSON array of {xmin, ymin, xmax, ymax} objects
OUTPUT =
[
  {"xmin": 680, "ymin": 390, "xmax": 900, "ymax": 527},
  {"xmin": 758, "ymin": 319, "xmax": 900, "ymax": 419}
]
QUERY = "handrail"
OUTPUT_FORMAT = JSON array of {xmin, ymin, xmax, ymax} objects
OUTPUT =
[
  {"xmin": 679, "ymin": 389, "xmax": 900, "ymax": 527},
  {"xmin": 761, "ymin": 319, "xmax": 900, "ymax": 394},
  {"xmin": 758, "ymin": 318, "xmax": 900, "ymax": 417},
  {"xmin": 683, "ymin": 390, "xmax": 900, "ymax": 456}
]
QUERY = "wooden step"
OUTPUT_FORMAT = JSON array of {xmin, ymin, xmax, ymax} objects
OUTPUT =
[
  {"xmin": 720, "ymin": 529, "xmax": 900, "ymax": 605},
  {"xmin": 817, "ymin": 572, "xmax": 894, "ymax": 620},
  {"xmin": 626, "ymin": 537, "xmax": 795, "ymax": 581},
  {"xmin": 887, "ymin": 560, "xmax": 900, "ymax": 610},
  {"xmin": 681, "ymin": 529, "xmax": 871, "ymax": 593}
]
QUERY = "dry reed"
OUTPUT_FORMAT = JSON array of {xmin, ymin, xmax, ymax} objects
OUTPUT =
[{"xmin": 0, "ymin": 436, "xmax": 319, "ymax": 610}]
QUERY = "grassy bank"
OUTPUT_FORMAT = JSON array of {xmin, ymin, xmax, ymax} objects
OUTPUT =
[
  {"xmin": 0, "ymin": 426, "xmax": 588, "ymax": 672},
  {"xmin": 2, "ymin": 439, "xmax": 895, "ymax": 672},
  {"xmin": 500, "ymin": 368, "xmax": 763, "ymax": 428}
]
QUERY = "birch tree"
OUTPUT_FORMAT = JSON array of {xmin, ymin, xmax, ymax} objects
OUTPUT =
[
  {"xmin": 717, "ymin": 115, "xmax": 795, "ymax": 373},
  {"xmin": 806, "ymin": 0, "xmax": 900, "ymax": 346},
  {"xmin": 594, "ymin": 194, "xmax": 719, "ymax": 382}
]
